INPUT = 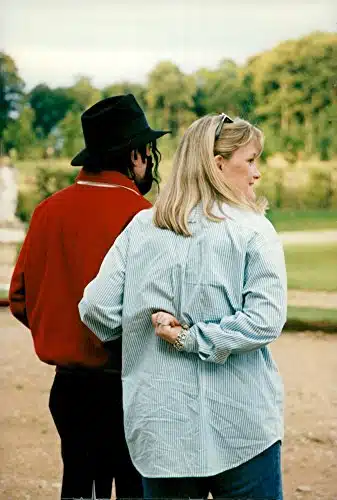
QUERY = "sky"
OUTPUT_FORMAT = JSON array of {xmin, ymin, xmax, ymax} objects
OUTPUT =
[{"xmin": 1, "ymin": 0, "xmax": 336, "ymax": 90}]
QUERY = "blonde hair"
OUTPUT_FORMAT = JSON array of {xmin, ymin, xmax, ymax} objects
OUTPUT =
[{"xmin": 153, "ymin": 114, "xmax": 267, "ymax": 236}]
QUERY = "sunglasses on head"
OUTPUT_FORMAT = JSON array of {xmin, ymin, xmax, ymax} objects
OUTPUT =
[{"xmin": 214, "ymin": 113, "xmax": 234, "ymax": 141}]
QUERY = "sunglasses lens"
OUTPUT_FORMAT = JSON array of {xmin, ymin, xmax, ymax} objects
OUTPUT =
[{"xmin": 215, "ymin": 114, "xmax": 233, "ymax": 141}]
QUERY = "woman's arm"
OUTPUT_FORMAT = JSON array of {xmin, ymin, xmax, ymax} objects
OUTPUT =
[
  {"xmin": 78, "ymin": 227, "xmax": 130, "ymax": 342},
  {"xmin": 155, "ymin": 234, "xmax": 287, "ymax": 364}
]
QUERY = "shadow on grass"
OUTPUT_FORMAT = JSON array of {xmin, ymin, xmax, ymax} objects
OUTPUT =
[{"xmin": 284, "ymin": 319, "xmax": 337, "ymax": 333}]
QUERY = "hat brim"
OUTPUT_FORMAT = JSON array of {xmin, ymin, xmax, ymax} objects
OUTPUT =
[
  {"xmin": 70, "ymin": 148, "xmax": 90, "ymax": 167},
  {"xmin": 70, "ymin": 128, "xmax": 170, "ymax": 167}
]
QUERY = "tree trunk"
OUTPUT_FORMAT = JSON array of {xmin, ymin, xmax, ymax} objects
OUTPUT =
[
  {"xmin": 304, "ymin": 113, "xmax": 313, "ymax": 155},
  {"xmin": 280, "ymin": 82, "xmax": 289, "ymax": 133}
]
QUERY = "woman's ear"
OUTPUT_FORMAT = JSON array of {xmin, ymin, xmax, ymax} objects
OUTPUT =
[{"xmin": 214, "ymin": 154, "xmax": 225, "ymax": 172}]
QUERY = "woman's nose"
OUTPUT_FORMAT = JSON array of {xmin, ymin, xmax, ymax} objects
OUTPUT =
[{"xmin": 253, "ymin": 165, "xmax": 261, "ymax": 179}]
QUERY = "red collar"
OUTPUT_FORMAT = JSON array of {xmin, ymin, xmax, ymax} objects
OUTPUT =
[{"xmin": 76, "ymin": 169, "xmax": 141, "ymax": 194}]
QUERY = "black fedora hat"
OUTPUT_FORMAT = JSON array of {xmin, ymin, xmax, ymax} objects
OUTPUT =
[{"xmin": 71, "ymin": 94, "xmax": 170, "ymax": 166}]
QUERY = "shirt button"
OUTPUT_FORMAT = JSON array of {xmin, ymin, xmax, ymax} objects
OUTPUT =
[{"xmin": 182, "ymin": 323, "xmax": 189, "ymax": 330}]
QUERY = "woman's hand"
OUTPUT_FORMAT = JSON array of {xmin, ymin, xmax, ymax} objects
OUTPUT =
[
  {"xmin": 152, "ymin": 311, "xmax": 182, "ymax": 345},
  {"xmin": 152, "ymin": 311, "xmax": 181, "ymax": 328}
]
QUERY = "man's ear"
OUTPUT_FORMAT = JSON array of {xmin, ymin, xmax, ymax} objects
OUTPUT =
[
  {"xmin": 214, "ymin": 154, "xmax": 225, "ymax": 172},
  {"xmin": 130, "ymin": 149, "xmax": 138, "ymax": 165}
]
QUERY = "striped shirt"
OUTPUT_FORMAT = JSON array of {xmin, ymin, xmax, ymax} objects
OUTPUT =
[{"xmin": 79, "ymin": 202, "xmax": 287, "ymax": 478}]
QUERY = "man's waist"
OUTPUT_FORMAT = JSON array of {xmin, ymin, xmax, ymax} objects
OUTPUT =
[{"xmin": 55, "ymin": 364, "xmax": 120, "ymax": 376}]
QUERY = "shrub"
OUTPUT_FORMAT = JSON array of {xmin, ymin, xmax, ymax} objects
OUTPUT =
[
  {"xmin": 16, "ymin": 167, "xmax": 78, "ymax": 223},
  {"xmin": 35, "ymin": 167, "xmax": 78, "ymax": 200},
  {"xmin": 16, "ymin": 190, "xmax": 40, "ymax": 223},
  {"xmin": 258, "ymin": 163, "xmax": 337, "ymax": 210}
]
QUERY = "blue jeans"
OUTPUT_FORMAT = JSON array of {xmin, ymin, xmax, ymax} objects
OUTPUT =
[{"xmin": 142, "ymin": 441, "xmax": 282, "ymax": 500}]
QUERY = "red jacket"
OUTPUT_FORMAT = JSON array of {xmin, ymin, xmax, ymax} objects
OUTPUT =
[{"xmin": 9, "ymin": 169, "xmax": 151, "ymax": 368}]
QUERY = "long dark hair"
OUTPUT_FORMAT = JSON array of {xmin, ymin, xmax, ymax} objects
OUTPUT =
[{"xmin": 82, "ymin": 140, "xmax": 162, "ymax": 187}]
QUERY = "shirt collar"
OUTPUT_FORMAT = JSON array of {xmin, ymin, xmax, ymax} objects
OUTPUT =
[{"xmin": 76, "ymin": 169, "xmax": 141, "ymax": 194}]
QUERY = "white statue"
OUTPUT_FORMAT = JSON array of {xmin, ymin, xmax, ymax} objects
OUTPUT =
[{"xmin": 0, "ymin": 156, "xmax": 19, "ymax": 225}]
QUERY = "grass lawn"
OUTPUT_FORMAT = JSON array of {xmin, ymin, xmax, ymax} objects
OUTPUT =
[
  {"xmin": 285, "ymin": 306, "xmax": 337, "ymax": 332},
  {"xmin": 287, "ymin": 306, "xmax": 337, "ymax": 323},
  {"xmin": 267, "ymin": 209, "xmax": 337, "ymax": 232},
  {"xmin": 284, "ymin": 243, "xmax": 337, "ymax": 292}
]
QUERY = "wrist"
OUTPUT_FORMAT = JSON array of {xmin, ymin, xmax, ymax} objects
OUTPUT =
[{"xmin": 173, "ymin": 325, "xmax": 189, "ymax": 351}]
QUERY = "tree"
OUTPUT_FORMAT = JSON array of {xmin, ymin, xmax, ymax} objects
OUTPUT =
[
  {"xmin": 67, "ymin": 76, "xmax": 102, "ymax": 112},
  {"xmin": 29, "ymin": 84, "xmax": 75, "ymax": 138},
  {"xmin": 3, "ymin": 106, "xmax": 39, "ymax": 159},
  {"xmin": 57, "ymin": 111, "xmax": 83, "ymax": 158},
  {"xmin": 102, "ymin": 82, "xmax": 147, "ymax": 109},
  {"xmin": 241, "ymin": 31, "xmax": 337, "ymax": 157},
  {"xmin": 193, "ymin": 59, "xmax": 240, "ymax": 117},
  {"xmin": 146, "ymin": 61, "xmax": 196, "ymax": 136},
  {"xmin": 0, "ymin": 52, "xmax": 25, "ymax": 152}
]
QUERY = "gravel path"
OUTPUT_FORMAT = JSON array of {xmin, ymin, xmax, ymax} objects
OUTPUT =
[
  {"xmin": 280, "ymin": 230, "xmax": 337, "ymax": 245},
  {"xmin": 287, "ymin": 290, "xmax": 337, "ymax": 310},
  {"xmin": 1, "ymin": 311, "xmax": 337, "ymax": 500}
]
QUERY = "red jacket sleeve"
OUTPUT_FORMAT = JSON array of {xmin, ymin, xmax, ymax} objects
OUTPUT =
[{"xmin": 9, "ymin": 228, "xmax": 30, "ymax": 328}]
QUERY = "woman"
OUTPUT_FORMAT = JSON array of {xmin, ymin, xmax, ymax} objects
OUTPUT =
[{"xmin": 79, "ymin": 113, "xmax": 287, "ymax": 499}]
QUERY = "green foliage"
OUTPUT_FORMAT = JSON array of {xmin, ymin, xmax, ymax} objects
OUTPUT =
[
  {"xmin": 194, "ymin": 59, "xmax": 240, "ymax": 117},
  {"xmin": 28, "ymin": 84, "xmax": 75, "ymax": 138},
  {"xmin": 242, "ymin": 31, "xmax": 337, "ymax": 159},
  {"xmin": 67, "ymin": 76, "xmax": 102, "ymax": 112},
  {"xmin": 57, "ymin": 111, "xmax": 84, "ymax": 157},
  {"xmin": 16, "ymin": 189, "xmax": 40, "ymax": 223},
  {"xmin": 146, "ymin": 61, "xmax": 197, "ymax": 136},
  {"xmin": 257, "ymin": 162, "xmax": 337, "ymax": 210},
  {"xmin": 284, "ymin": 243, "xmax": 337, "ymax": 292},
  {"xmin": 16, "ymin": 166, "xmax": 78, "ymax": 223},
  {"xmin": 2, "ymin": 31, "xmax": 337, "ymax": 164},
  {"xmin": 307, "ymin": 169, "xmax": 335, "ymax": 208},
  {"xmin": 0, "ymin": 52, "xmax": 25, "ymax": 155},
  {"xmin": 35, "ymin": 167, "xmax": 78, "ymax": 200},
  {"xmin": 102, "ymin": 82, "xmax": 147, "ymax": 108},
  {"xmin": 3, "ymin": 106, "xmax": 40, "ymax": 159},
  {"xmin": 0, "ymin": 52, "xmax": 25, "ymax": 147},
  {"xmin": 15, "ymin": 157, "xmax": 337, "ymax": 221}
]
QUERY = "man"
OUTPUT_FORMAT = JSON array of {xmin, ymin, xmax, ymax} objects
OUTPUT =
[{"xmin": 9, "ymin": 94, "xmax": 169, "ymax": 500}]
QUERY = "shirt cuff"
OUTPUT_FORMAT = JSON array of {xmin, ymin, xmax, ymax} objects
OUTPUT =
[{"xmin": 181, "ymin": 328, "xmax": 198, "ymax": 353}]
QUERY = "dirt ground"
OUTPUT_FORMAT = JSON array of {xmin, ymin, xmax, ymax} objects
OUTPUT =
[
  {"xmin": 287, "ymin": 290, "xmax": 337, "ymax": 310},
  {"xmin": 0, "ymin": 309, "xmax": 336, "ymax": 500}
]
